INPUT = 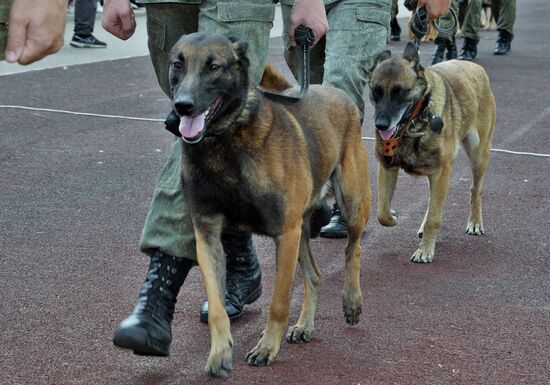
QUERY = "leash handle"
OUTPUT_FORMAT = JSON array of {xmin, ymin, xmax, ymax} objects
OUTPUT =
[
  {"xmin": 294, "ymin": 25, "xmax": 315, "ymax": 47},
  {"xmin": 411, "ymin": 7, "xmax": 429, "ymax": 41}
]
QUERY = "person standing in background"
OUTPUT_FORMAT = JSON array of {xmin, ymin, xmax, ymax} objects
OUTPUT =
[
  {"xmin": 458, "ymin": 0, "xmax": 515, "ymax": 60},
  {"xmin": 71, "ymin": 0, "xmax": 107, "ymax": 48}
]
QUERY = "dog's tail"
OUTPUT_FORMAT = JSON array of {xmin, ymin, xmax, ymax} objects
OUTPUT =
[{"xmin": 260, "ymin": 63, "xmax": 294, "ymax": 92}]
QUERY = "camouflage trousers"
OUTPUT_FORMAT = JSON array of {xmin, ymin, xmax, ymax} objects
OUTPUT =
[
  {"xmin": 461, "ymin": 0, "xmax": 516, "ymax": 41},
  {"xmin": 0, "ymin": 0, "xmax": 12, "ymax": 61},
  {"xmin": 281, "ymin": 0, "xmax": 390, "ymax": 122},
  {"xmin": 139, "ymin": 0, "xmax": 275, "ymax": 260},
  {"xmin": 140, "ymin": 0, "xmax": 390, "ymax": 261}
]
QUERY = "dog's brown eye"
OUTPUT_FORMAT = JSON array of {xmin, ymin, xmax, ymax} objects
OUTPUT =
[
  {"xmin": 173, "ymin": 61, "xmax": 183, "ymax": 71},
  {"xmin": 209, "ymin": 64, "xmax": 221, "ymax": 71}
]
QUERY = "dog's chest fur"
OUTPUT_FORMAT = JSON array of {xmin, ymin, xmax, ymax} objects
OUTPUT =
[
  {"xmin": 378, "ymin": 127, "xmax": 442, "ymax": 175},
  {"xmin": 181, "ymin": 140, "xmax": 284, "ymax": 236}
]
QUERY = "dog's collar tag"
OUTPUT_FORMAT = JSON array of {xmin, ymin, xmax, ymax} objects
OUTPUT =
[{"xmin": 382, "ymin": 138, "xmax": 399, "ymax": 157}]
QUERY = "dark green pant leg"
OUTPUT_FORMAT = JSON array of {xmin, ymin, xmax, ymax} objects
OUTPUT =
[
  {"xmin": 492, "ymin": 0, "xmax": 516, "ymax": 34},
  {"xmin": 140, "ymin": 138, "xmax": 197, "ymax": 260},
  {"xmin": 198, "ymin": 0, "xmax": 275, "ymax": 86},
  {"xmin": 461, "ymin": 0, "xmax": 482, "ymax": 41},
  {"xmin": 144, "ymin": 3, "xmax": 199, "ymax": 97},
  {"xmin": 140, "ymin": 4, "xmax": 199, "ymax": 260},
  {"xmin": 140, "ymin": 1, "xmax": 274, "ymax": 260},
  {"xmin": 0, "ymin": 0, "xmax": 12, "ymax": 61},
  {"xmin": 391, "ymin": 0, "xmax": 398, "ymax": 18},
  {"xmin": 282, "ymin": 0, "xmax": 390, "ymax": 122},
  {"xmin": 323, "ymin": 0, "xmax": 389, "ymax": 122}
]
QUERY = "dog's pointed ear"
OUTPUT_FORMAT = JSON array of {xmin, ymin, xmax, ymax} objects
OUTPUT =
[
  {"xmin": 228, "ymin": 35, "xmax": 248, "ymax": 59},
  {"xmin": 374, "ymin": 50, "xmax": 392, "ymax": 66},
  {"xmin": 403, "ymin": 42, "xmax": 419, "ymax": 62},
  {"xmin": 368, "ymin": 50, "xmax": 391, "ymax": 75}
]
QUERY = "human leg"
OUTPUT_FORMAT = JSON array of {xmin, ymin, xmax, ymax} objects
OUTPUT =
[
  {"xmin": 459, "ymin": 0, "xmax": 482, "ymax": 60},
  {"xmin": 71, "ymin": 0, "xmax": 106, "ymax": 48},
  {"xmin": 492, "ymin": 0, "xmax": 515, "ymax": 55},
  {"xmin": 113, "ymin": 3, "xmax": 201, "ymax": 356},
  {"xmin": 390, "ymin": 0, "xmax": 401, "ymax": 41}
]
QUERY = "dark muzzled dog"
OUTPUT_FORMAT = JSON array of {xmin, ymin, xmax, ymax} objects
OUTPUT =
[
  {"xmin": 168, "ymin": 32, "xmax": 371, "ymax": 377},
  {"xmin": 368, "ymin": 42, "xmax": 496, "ymax": 263}
]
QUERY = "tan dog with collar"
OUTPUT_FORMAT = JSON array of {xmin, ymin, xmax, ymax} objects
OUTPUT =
[
  {"xmin": 368, "ymin": 43, "xmax": 496, "ymax": 263},
  {"xmin": 169, "ymin": 32, "xmax": 371, "ymax": 376}
]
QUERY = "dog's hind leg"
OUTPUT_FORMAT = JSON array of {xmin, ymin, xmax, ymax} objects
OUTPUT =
[
  {"xmin": 463, "ymin": 126, "xmax": 491, "ymax": 235},
  {"xmin": 246, "ymin": 222, "xmax": 302, "ymax": 366},
  {"xmin": 286, "ymin": 226, "xmax": 321, "ymax": 343}
]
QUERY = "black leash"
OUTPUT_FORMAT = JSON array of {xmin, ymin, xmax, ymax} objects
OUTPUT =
[{"xmin": 260, "ymin": 25, "xmax": 315, "ymax": 103}]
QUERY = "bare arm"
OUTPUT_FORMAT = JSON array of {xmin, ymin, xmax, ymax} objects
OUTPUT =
[
  {"xmin": 5, "ymin": 0, "xmax": 67, "ymax": 65},
  {"xmin": 287, "ymin": 0, "xmax": 329, "ymax": 47},
  {"xmin": 102, "ymin": 0, "xmax": 136, "ymax": 40}
]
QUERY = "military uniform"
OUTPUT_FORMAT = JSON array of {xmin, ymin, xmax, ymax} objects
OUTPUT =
[
  {"xmin": 460, "ymin": 0, "xmax": 482, "ymax": 42},
  {"xmin": 0, "ymin": 0, "xmax": 13, "ymax": 61},
  {"xmin": 491, "ymin": 0, "xmax": 516, "ymax": 35},
  {"xmin": 140, "ymin": 0, "xmax": 390, "ymax": 258}
]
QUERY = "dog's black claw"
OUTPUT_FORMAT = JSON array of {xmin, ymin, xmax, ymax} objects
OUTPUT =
[{"xmin": 164, "ymin": 110, "xmax": 182, "ymax": 137}]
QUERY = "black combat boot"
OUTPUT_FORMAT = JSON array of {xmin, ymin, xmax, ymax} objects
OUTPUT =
[
  {"xmin": 199, "ymin": 233, "xmax": 262, "ymax": 323},
  {"xmin": 113, "ymin": 250, "xmax": 193, "ymax": 356},
  {"xmin": 319, "ymin": 202, "xmax": 348, "ymax": 238},
  {"xmin": 446, "ymin": 36, "xmax": 458, "ymax": 60},
  {"xmin": 430, "ymin": 37, "xmax": 448, "ymax": 65},
  {"xmin": 390, "ymin": 16, "xmax": 401, "ymax": 41},
  {"xmin": 458, "ymin": 37, "xmax": 478, "ymax": 61},
  {"xmin": 494, "ymin": 30, "xmax": 513, "ymax": 55}
]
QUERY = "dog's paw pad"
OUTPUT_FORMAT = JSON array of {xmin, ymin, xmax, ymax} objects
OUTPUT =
[
  {"xmin": 286, "ymin": 325, "xmax": 313, "ymax": 343},
  {"xmin": 466, "ymin": 222, "xmax": 484, "ymax": 235}
]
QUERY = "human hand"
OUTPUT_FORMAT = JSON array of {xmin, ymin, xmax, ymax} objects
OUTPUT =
[
  {"xmin": 418, "ymin": 0, "xmax": 451, "ymax": 20},
  {"xmin": 102, "ymin": 0, "xmax": 136, "ymax": 40},
  {"xmin": 288, "ymin": 0, "xmax": 328, "ymax": 47},
  {"xmin": 5, "ymin": 0, "xmax": 66, "ymax": 65}
]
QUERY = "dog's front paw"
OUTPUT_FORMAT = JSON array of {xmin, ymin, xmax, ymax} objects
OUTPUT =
[
  {"xmin": 411, "ymin": 246, "xmax": 435, "ymax": 263},
  {"xmin": 378, "ymin": 209, "xmax": 398, "ymax": 227},
  {"xmin": 286, "ymin": 324, "xmax": 314, "ymax": 343},
  {"xmin": 245, "ymin": 337, "xmax": 280, "ymax": 366},
  {"xmin": 466, "ymin": 221, "xmax": 484, "ymax": 235},
  {"xmin": 204, "ymin": 339, "xmax": 233, "ymax": 378}
]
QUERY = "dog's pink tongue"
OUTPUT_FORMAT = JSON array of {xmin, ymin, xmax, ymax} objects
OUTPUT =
[
  {"xmin": 179, "ymin": 113, "xmax": 205, "ymax": 139},
  {"xmin": 379, "ymin": 126, "xmax": 397, "ymax": 141}
]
